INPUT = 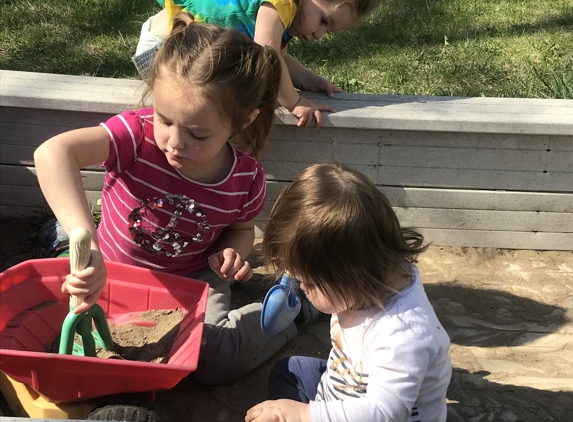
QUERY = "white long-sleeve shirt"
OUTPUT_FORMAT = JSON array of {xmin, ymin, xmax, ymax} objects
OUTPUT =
[{"xmin": 311, "ymin": 266, "xmax": 451, "ymax": 422}]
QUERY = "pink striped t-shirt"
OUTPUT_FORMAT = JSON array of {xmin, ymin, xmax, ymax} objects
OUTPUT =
[{"xmin": 97, "ymin": 108, "xmax": 266, "ymax": 275}]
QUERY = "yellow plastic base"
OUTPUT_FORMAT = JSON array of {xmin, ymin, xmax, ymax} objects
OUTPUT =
[{"xmin": 0, "ymin": 371, "xmax": 96, "ymax": 419}]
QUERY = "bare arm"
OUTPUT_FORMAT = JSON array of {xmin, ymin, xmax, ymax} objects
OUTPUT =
[
  {"xmin": 282, "ymin": 52, "xmax": 344, "ymax": 97},
  {"xmin": 208, "ymin": 220, "xmax": 256, "ymax": 281},
  {"xmin": 282, "ymin": 51, "xmax": 316, "ymax": 90},
  {"xmin": 254, "ymin": 4, "xmax": 300, "ymax": 110},
  {"xmin": 34, "ymin": 126, "xmax": 110, "ymax": 243},
  {"xmin": 254, "ymin": 4, "xmax": 337, "ymax": 129},
  {"xmin": 34, "ymin": 126, "xmax": 111, "ymax": 312}
]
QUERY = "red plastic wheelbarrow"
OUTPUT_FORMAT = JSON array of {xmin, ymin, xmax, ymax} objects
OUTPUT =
[{"xmin": 0, "ymin": 257, "xmax": 208, "ymax": 420}]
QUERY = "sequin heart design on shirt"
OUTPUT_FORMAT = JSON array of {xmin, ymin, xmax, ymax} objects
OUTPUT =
[{"xmin": 128, "ymin": 194, "xmax": 210, "ymax": 257}]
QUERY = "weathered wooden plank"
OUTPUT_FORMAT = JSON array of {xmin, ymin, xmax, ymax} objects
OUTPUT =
[
  {"xmin": 395, "ymin": 208, "xmax": 573, "ymax": 233},
  {"xmin": 0, "ymin": 119, "xmax": 110, "ymax": 147},
  {"xmin": 375, "ymin": 166, "xmax": 571, "ymax": 192},
  {"xmin": 253, "ymin": 217, "xmax": 572, "ymax": 250},
  {"xmin": 3, "ymin": 70, "xmax": 572, "ymax": 136},
  {"xmin": 0, "ymin": 186, "xmax": 100, "ymax": 209},
  {"xmin": 0, "ymin": 166, "xmax": 104, "ymax": 190},
  {"xmin": 0, "ymin": 205, "xmax": 51, "ymax": 219},
  {"xmin": 4, "ymin": 168, "xmax": 571, "ymax": 213},
  {"xmin": 252, "ymin": 216, "xmax": 573, "ymax": 250},
  {"xmin": 0, "ymin": 70, "xmax": 144, "ymax": 113},
  {"xmin": 0, "ymin": 144, "xmax": 103, "ymax": 170},
  {"xmin": 377, "ymin": 146, "xmax": 550, "ymax": 171},
  {"xmin": 263, "ymin": 182, "xmax": 573, "ymax": 213},
  {"xmin": 6, "ymin": 204, "xmax": 570, "ymax": 251},
  {"xmin": 2, "ymin": 70, "xmax": 572, "ymax": 251},
  {"xmin": 265, "ymin": 140, "xmax": 559, "ymax": 172},
  {"xmin": 252, "ymin": 200, "xmax": 573, "ymax": 234},
  {"xmin": 260, "ymin": 160, "xmax": 571, "ymax": 192},
  {"xmin": 7, "ymin": 198, "xmax": 573, "ymax": 250},
  {"xmin": 0, "ymin": 144, "xmax": 35, "ymax": 165},
  {"xmin": 418, "ymin": 228, "xmax": 573, "ymax": 251},
  {"xmin": 4, "ymin": 187, "xmax": 571, "ymax": 250},
  {"xmin": 8, "ymin": 182, "xmax": 570, "ymax": 234},
  {"xmin": 260, "ymin": 160, "xmax": 379, "ymax": 184},
  {"xmin": 269, "ymin": 126, "xmax": 571, "ymax": 151},
  {"xmin": 0, "ymin": 107, "xmax": 113, "ymax": 128},
  {"xmin": 8, "ymin": 183, "xmax": 570, "ymax": 251}
]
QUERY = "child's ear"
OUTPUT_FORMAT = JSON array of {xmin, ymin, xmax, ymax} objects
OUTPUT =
[{"xmin": 242, "ymin": 108, "xmax": 260, "ymax": 129}]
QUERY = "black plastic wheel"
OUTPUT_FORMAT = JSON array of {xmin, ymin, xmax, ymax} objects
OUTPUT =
[{"xmin": 87, "ymin": 404, "xmax": 170, "ymax": 421}]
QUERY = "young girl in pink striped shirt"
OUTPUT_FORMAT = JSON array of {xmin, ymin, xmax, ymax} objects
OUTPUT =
[{"xmin": 34, "ymin": 14, "xmax": 300, "ymax": 386}]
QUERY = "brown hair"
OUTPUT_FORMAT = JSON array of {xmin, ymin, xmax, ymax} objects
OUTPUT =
[
  {"xmin": 325, "ymin": 0, "xmax": 381, "ymax": 20},
  {"xmin": 143, "ymin": 13, "xmax": 282, "ymax": 158},
  {"xmin": 263, "ymin": 163, "xmax": 427, "ymax": 311}
]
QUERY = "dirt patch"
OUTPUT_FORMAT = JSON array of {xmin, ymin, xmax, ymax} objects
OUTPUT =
[
  {"xmin": 152, "ymin": 245, "xmax": 573, "ymax": 422},
  {"xmin": 45, "ymin": 309, "xmax": 183, "ymax": 363},
  {"xmin": 98, "ymin": 309, "xmax": 183, "ymax": 362},
  {"xmin": 1, "ymin": 219, "xmax": 572, "ymax": 421}
]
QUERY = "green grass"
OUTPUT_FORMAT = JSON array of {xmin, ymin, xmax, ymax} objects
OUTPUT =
[{"xmin": 1, "ymin": 0, "xmax": 572, "ymax": 97}]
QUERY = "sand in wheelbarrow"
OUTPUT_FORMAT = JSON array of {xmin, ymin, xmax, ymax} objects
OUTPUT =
[{"xmin": 47, "ymin": 309, "xmax": 183, "ymax": 363}]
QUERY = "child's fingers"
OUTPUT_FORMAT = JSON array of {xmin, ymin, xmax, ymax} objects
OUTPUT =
[
  {"xmin": 64, "ymin": 273, "xmax": 98, "ymax": 297},
  {"xmin": 313, "ymin": 110, "xmax": 323, "ymax": 129},
  {"xmin": 208, "ymin": 253, "xmax": 222, "ymax": 271},
  {"xmin": 225, "ymin": 256, "xmax": 249, "ymax": 281},
  {"xmin": 65, "ymin": 284, "xmax": 91, "ymax": 297},
  {"xmin": 297, "ymin": 114, "xmax": 309, "ymax": 128},
  {"xmin": 72, "ymin": 266, "xmax": 95, "ymax": 280},
  {"xmin": 74, "ymin": 283, "xmax": 105, "ymax": 314},
  {"xmin": 210, "ymin": 249, "xmax": 246, "ymax": 279},
  {"xmin": 220, "ymin": 249, "xmax": 239, "ymax": 275},
  {"xmin": 317, "ymin": 103, "xmax": 336, "ymax": 113},
  {"xmin": 234, "ymin": 262, "xmax": 253, "ymax": 282},
  {"xmin": 65, "ymin": 274, "xmax": 89, "ymax": 289}
]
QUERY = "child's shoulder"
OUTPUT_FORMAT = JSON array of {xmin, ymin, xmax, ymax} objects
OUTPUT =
[
  {"xmin": 101, "ymin": 108, "xmax": 156, "ymax": 156},
  {"xmin": 232, "ymin": 147, "xmax": 264, "ymax": 169},
  {"xmin": 106, "ymin": 107, "xmax": 154, "ymax": 125},
  {"xmin": 260, "ymin": 0, "xmax": 298, "ymax": 28}
]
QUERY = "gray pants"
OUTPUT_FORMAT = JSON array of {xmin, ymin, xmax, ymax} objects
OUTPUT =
[{"xmin": 188, "ymin": 267, "xmax": 298, "ymax": 386}]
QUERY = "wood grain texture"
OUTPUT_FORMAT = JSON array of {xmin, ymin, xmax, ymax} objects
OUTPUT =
[{"xmin": 1, "ymin": 70, "xmax": 571, "ymax": 250}]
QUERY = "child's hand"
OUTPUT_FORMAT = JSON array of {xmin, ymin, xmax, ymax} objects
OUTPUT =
[
  {"xmin": 61, "ymin": 249, "xmax": 107, "ymax": 314},
  {"xmin": 289, "ymin": 95, "xmax": 336, "ymax": 129},
  {"xmin": 245, "ymin": 399, "xmax": 310, "ymax": 422},
  {"xmin": 209, "ymin": 248, "xmax": 253, "ymax": 282},
  {"xmin": 306, "ymin": 74, "xmax": 345, "ymax": 98}
]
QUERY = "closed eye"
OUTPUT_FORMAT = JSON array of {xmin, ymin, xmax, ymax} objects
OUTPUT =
[{"xmin": 190, "ymin": 131, "xmax": 208, "ymax": 140}]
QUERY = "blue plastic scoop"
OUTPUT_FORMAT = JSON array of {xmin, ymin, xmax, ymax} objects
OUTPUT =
[{"xmin": 260, "ymin": 272, "xmax": 301, "ymax": 335}]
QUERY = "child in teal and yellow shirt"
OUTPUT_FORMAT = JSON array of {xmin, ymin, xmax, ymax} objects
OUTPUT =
[{"xmin": 134, "ymin": 0, "xmax": 380, "ymax": 129}]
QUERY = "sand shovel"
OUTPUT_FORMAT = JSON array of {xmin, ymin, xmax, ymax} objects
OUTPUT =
[
  {"xmin": 260, "ymin": 271, "xmax": 301, "ymax": 335},
  {"xmin": 58, "ymin": 227, "xmax": 113, "ymax": 356}
]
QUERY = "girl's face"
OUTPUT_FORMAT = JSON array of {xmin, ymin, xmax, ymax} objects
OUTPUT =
[
  {"xmin": 298, "ymin": 278, "xmax": 349, "ymax": 315},
  {"xmin": 152, "ymin": 77, "xmax": 233, "ymax": 180},
  {"xmin": 288, "ymin": 0, "xmax": 357, "ymax": 41}
]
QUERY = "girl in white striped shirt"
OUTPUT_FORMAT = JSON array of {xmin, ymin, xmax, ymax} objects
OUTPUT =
[{"xmin": 247, "ymin": 163, "xmax": 452, "ymax": 422}]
